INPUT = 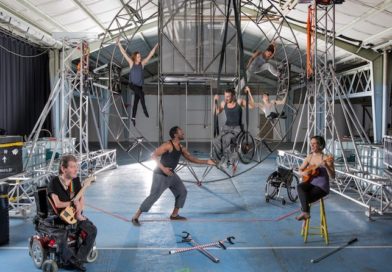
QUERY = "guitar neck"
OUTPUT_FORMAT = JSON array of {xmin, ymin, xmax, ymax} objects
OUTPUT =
[{"xmin": 71, "ymin": 176, "xmax": 94, "ymax": 201}]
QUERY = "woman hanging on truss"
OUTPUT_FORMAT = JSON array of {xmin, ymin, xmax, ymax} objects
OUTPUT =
[
  {"xmin": 237, "ymin": 43, "xmax": 282, "ymax": 91},
  {"xmin": 247, "ymin": 43, "xmax": 279, "ymax": 80},
  {"xmin": 116, "ymin": 37, "xmax": 158, "ymax": 126}
]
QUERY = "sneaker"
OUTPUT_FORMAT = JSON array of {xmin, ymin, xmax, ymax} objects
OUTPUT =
[{"xmin": 170, "ymin": 214, "xmax": 187, "ymax": 220}]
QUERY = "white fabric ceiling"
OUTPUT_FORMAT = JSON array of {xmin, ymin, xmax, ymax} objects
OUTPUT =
[{"xmin": 0, "ymin": 0, "xmax": 390, "ymax": 68}]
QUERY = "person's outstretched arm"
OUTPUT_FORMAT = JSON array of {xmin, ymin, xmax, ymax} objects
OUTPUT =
[
  {"xmin": 182, "ymin": 146, "xmax": 215, "ymax": 165},
  {"xmin": 239, "ymin": 86, "xmax": 255, "ymax": 109},
  {"xmin": 247, "ymin": 50, "xmax": 261, "ymax": 69},
  {"xmin": 274, "ymin": 95, "xmax": 287, "ymax": 105},
  {"xmin": 142, "ymin": 43, "xmax": 159, "ymax": 66},
  {"xmin": 116, "ymin": 37, "xmax": 133, "ymax": 67},
  {"xmin": 214, "ymin": 95, "xmax": 225, "ymax": 114}
]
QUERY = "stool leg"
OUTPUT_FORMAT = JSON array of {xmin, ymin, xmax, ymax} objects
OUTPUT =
[
  {"xmin": 320, "ymin": 199, "xmax": 329, "ymax": 245},
  {"xmin": 303, "ymin": 218, "xmax": 310, "ymax": 243}
]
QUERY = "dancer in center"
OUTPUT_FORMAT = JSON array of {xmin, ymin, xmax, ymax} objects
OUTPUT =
[{"xmin": 131, "ymin": 126, "xmax": 215, "ymax": 226}]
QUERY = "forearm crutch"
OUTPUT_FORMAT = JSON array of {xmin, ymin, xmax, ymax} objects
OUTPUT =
[{"xmin": 169, "ymin": 236, "xmax": 235, "ymax": 255}]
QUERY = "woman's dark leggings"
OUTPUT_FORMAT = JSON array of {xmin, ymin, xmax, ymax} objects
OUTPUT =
[
  {"xmin": 297, "ymin": 182, "xmax": 327, "ymax": 213},
  {"xmin": 130, "ymin": 84, "xmax": 149, "ymax": 119}
]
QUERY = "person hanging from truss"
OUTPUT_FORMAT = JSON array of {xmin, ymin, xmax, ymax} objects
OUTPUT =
[
  {"xmin": 247, "ymin": 43, "xmax": 279, "ymax": 79},
  {"xmin": 213, "ymin": 86, "xmax": 254, "ymax": 173},
  {"xmin": 295, "ymin": 136, "xmax": 335, "ymax": 221},
  {"xmin": 237, "ymin": 43, "xmax": 282, "ymax": 91},
  {"xmin": 247, "ymin": 91, "xmax": 287, "ymax": 120},
  {"xmin": 131, "ymin": 126, "xmax": 215, "ymax": 226},
  {"xmin": 116, "ymin": 37, "xmax": 158, "ymax": 126}
]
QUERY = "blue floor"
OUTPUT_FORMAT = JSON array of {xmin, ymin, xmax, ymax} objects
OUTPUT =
[{"xmin": 1, "ymin": 148, "xmax": 392, "ymax": 272}]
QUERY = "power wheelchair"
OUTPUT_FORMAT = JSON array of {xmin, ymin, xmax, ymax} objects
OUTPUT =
[{"xmin": 28, "ymin": 185, "xmax": 98, "ymax": 272}]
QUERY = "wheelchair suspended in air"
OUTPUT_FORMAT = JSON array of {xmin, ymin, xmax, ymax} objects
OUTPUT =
[
  {"xmin": 265, "ymin": 166, "xmax": 299, "ymax": 205},
  {"xmin": 213, "ymin": 127, "xmax": 256, "ymax": 165}
]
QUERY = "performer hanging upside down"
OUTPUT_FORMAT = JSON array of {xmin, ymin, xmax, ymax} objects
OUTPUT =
[
  {"xmin": 296, "ymin": 136, "xmax": 335, "ymax": 221},
  {"xmin": 247, "ymin": 43, "xmax": 279, "ymax": 79},
  {"xmin": 247, "ymin": 91, "xmax": 286, "ymax": 120},
  {"xmin": 213, "ymin": 87, "xmax": 254, "ymax": 171},
  {"xmin": 131, "ymin": 126, "xmax": 215, "ymax": 226},
  {"xmin": 116, "ymin": 37, "xmax": 158, "ymax": 126},
  {"xmin": 237, "ymin": 43, "xmax": 281, "ymax": 91}
]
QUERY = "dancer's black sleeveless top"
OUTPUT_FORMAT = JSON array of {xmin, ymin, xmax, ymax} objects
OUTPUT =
[{"xmin": 154, "ymin": 140, "xmax": 182, "ymax": 175}]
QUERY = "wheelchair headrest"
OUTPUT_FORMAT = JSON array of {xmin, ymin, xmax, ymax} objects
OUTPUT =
[{"xmin": 34, "ymin": 186, "xmax": 49, "ymax": 218}]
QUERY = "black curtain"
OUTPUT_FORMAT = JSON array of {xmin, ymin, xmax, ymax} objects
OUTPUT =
[{"xmin": 0, "ymin": 32, "xmax": 51, "ymax": 137}]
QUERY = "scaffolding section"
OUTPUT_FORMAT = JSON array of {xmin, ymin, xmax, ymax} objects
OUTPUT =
[
  {"xmin": 277, "ymin": 1, "xmax": 392, "ymax": 215},
  {"xmin": 4, "ymin": 37, "xmax": 117, "ymax": 218}
]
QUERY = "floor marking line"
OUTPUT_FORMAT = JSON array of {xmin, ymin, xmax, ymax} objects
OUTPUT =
[
  {"xmin": 86, "ymin": 204, "xmax": 300, "ymax": 223},
  {"xmin": 3, "ymin": 246, "xmax": 392, "ymax": 250}
]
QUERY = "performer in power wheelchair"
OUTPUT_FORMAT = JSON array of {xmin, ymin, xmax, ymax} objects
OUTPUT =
[
  {"xmin": 212, "ymin": 87, "xmax": 255, "ymax": 173},
  {"xmin": 29, "ymin": 155, "xmax": 97, "ymax": 272}
]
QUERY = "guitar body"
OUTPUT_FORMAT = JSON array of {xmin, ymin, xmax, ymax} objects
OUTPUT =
[
  {"xmin": 58, "ymin": 176, "xmax": 95, "ymax": 224},
  {"xmin": 60, "ymin": 206, "xmax": 77, "ymax": 225},
  {"xmin": 302, "ymin": 165, "xmax": 319, "ymax": 182}
]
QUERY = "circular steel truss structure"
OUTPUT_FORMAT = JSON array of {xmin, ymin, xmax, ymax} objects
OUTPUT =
[{"xmin": 92, "ymin": 0, "xmax": 304, "ymax": 183}]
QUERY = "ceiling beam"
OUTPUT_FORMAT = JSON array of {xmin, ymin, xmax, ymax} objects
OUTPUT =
[
  {"xmin": 283, "ymin": 20, "xmax": 380, "ymax": 61},
  {"xmin": 362, "ymin": 26, "xmax": 392, "ymax": 45},
  {"xmin": 15, "ymin": 0, "xmax": 70, "ymax": 32},
  {"xmin": 336, "ymin": 0, "xmax": 392, "ymax": 36},
  {"xmin": 71, "ymin": 0, "xmax": 107, "ymax": 34},
  {"xmin": 0, "ymin": 2, "xmax": 52, "ymax": 35}
]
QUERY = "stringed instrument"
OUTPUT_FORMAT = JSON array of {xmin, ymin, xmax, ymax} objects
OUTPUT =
[
  {"xmin": 59, "ymin": 176, "xmax": 95, "ymax": 224},
  {"xmin": 302, "ymin": 155, "xmax": 334, "ymax": 182}
]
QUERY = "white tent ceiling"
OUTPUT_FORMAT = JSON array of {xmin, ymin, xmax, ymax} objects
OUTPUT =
[{"xmin": 0, "ymin": 0, "xmax": 390, "ymax": 72}]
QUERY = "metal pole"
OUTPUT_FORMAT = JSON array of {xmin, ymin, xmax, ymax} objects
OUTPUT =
[{"xmin": 382, "ymin": 50, "xmax": 388, "ymax": 137}]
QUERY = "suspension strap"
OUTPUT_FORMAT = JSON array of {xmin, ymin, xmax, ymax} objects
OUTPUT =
[{"xmin": 232, "ymin": 0, "xmax": 249, "ymax": 133}]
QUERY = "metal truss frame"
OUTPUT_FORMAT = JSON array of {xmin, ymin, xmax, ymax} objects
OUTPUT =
[
  {"xmin": 281, "ymin": 1, "xmax": 392, "ymax": 216},
  {"xmin": 336, "ymin": 64, "xmax": 373, "ymax": 98},
  {"xmin": 6, "ymin": 38, "xmax": 118, "ymax": 218},
  {"xmin": 277, "ymin": 150, "xmax": 392, "ymax": 215}
]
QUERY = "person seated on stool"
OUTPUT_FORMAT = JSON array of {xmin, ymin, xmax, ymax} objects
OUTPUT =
[
  {"xmin": 48, "ymin": 155, "xmax": 97, "ymax": 271},
  {"xmin": 296, "ymin": 136, "xmax": 335, "ymax": 221}
]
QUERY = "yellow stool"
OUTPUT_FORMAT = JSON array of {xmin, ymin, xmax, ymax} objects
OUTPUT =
[{"xmin": 301, "ymin": 198, "xmax": 329, "ymax": 245}]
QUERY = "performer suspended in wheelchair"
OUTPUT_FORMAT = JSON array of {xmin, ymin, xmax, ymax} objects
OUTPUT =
[
  {"xmin": 212, "ymin": 87, "xmax": 255, "ymax": 173},
  {"xmin": 29, "ymin": 155, "xmax": 97, "ymax": 272}
]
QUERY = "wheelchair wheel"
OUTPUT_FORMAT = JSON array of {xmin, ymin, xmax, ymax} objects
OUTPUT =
[
  {"xmin": 265, "ymin": 173, "xmax": 278, "ymax": 201},
  {"xmin": 238, "ymin": 132, "xmax": 255, "ymax": 164},
  {"xmin": 86, "ymin": 242, "xmax": 98, "ymax": 263},
  {"xmin": 31, "ymin": 239, "xmax": 47, "ymax": 269},
  {"xmin": 42, "ymin": 260, "xmax": 58, "ymax": 272},
  {"xmin": 287, "ymin": 174, "xmax": 299, "ymax": 202}
]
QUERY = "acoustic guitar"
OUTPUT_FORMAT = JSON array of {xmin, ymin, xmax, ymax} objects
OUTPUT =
[
  {"xmin": 59, "ymin": 176, "xmax": 95, "ymax": 224},
  {"xmin": 302, "ymin": 155, "xmax": 333, "ymax": 182}
]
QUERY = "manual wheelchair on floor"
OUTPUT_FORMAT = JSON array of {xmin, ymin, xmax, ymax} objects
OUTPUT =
[
  {"xmin": 265, "ymin": 166, "xmax": 299, "ymax": 205},
  {"xmin": 28, "ymin": 185, "xmax": 98, "ymax": 272}
]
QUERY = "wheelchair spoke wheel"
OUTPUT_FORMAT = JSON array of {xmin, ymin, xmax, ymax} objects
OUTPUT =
[
  {"xmin": 86, "ymin": 242, "xmax": 98, "ymax": 263},
  {"xmin": 287, "ymin": 174, "xmax": 299, "ymax": 202},
  {"xmin": 42, "ymin": 259, "xmax": 58, "ymax": 272},
  {"xmin": 31, "ymin": 239, "xmax": 46, "ymax": 269},
  {"xmin": 238, "ymin": 132, "xmax": 255, "ymax": 164},
  {"xmin": 265, "ymin": 173, "xmax": 278, "ymax": 201}
]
